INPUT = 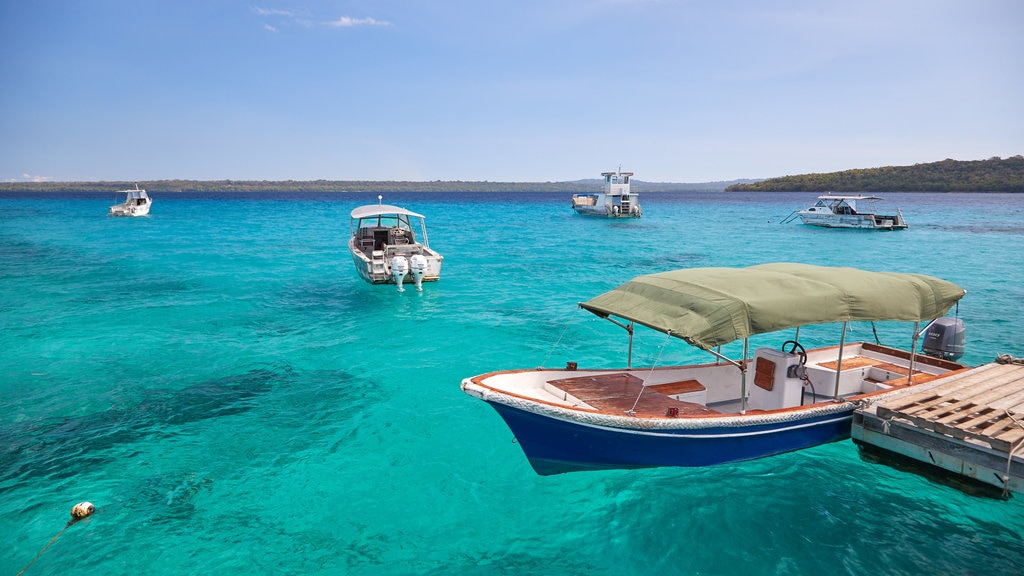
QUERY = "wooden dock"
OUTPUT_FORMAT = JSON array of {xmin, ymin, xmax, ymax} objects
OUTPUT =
[{"xmin": 852, "ymin": 361, "xmax": 1024, "ymax": 496}]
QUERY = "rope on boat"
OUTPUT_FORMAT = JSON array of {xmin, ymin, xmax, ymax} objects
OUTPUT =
[
  {"xmin": 996, "ymin": 354, "xmax": 1024, "ymax": 365},
  {"xmin": 539, "ymin": 306, "xmax": 590, "ymax": 369},
  {"xmin": 1002, "ymin": 411, "xmax": 1024, "ymax": 498},
  {"xmin": 779, "ymin": 211, "xmax": 799, "ymax": 224},
  {"xmin": 16, "ymin": 502, "xmax": 94, "ymax": 576},
  {"xmin": 627, "ymin": 331, "xmax": 674, "ymax": 415},
  {"xmin": 539, "ymin": 323, "xmax": 572, "ymax": 369}
]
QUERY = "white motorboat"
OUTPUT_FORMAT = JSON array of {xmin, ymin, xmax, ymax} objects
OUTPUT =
[
  {"xmin": 571, "ymin": 169, "xmax": 642, "ymax": 218},
  {"xmin": 784, "ymin": 194, "xmax": 907, "ymax": 229},
  {"xmin": 348, "ymin": 196, "xmax": 443, "ymax": 291},
  {"xmin": 108, "ymin": 184, "xmax": 152, "ymax": 217}
]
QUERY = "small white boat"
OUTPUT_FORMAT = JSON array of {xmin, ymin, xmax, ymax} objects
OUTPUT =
[
  {"xmin": 349, "ymin": 196, "xmax": 443, "ymax": 291},
  {"xmin": 108, "ymin": 184, "xmax": 152, "ymax": 217},
  {"xmin": 461, "ymin": 263, "xmax": 970, "ymax": 475},
  {"xmin": 784, "ymin": 194, "xmax": 907, "ymax": 229},
  {"xmin": 571, "ymin": 169, "xmax": 642, "ymax": 218}
]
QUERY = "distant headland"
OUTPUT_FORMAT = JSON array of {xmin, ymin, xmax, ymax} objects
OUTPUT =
[
  {"xmin": 2, "ymin": 156, "xmax": 1021, "ymax": 193},
  {"xmin": 725, "ymin": 156, "xmax": 1024, "ymax": 193}
]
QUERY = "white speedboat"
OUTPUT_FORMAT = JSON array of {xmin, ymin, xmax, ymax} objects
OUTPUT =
[
  {"xmin": 108, "ymin": 184, "xmax": 152, "ymax": 217},
  {"xmin": 571, "ymin": 169, "xmax": 642, "ymax": 218},
  {"xmin": 462, "ymin": 263, "xmax": 970, "ymax": 475},
  {"xmin": 784, "ymin": 194, "xmax": 907, "ymax": 229},
  {"xmin": 349, "ymin": 196, "xmax": 443, "ymax": 291}
]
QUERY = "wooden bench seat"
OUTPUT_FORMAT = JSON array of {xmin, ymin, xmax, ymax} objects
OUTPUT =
[
  {"xmin": 649, "ymin": 379, "xmax": 705, "ymax": 396},
  {"xmin": 816, "ymin": 356, "xmax": 881, "ymax": 371},
  {"xmin": 547, "ymin": 373, "xmax": 718, "ymax": 418}
]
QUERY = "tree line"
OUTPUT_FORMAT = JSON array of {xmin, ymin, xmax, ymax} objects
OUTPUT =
[
  {"xmin": 726, "ymin": 156, "xmax": 1024, "ymax": 193},
  {"xmin": 0, "ymin": 178, "xmax": 739, "ymax": 194},
  {"xmin": 3, "ymin": 157, "xmax": 1021, "ymax": 194}
]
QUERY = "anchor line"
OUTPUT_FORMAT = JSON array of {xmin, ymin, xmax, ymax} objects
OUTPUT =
[
  {"xmin": 1002, "ymin": 410, "xmax": 1024, "ymax": 498},
  {"xmin": 17, "ymin": 519, "xmax": 79, "ymax": 576}
]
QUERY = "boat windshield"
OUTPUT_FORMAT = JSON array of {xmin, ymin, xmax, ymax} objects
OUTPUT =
[{"xmin": 359, "ymin": 215, "xmax": 408, "ymax": 229}]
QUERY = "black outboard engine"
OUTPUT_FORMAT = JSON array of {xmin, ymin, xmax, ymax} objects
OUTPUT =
[{"xmin": 921, "ymin": 317, "xmax": 965, "ymax": 361}]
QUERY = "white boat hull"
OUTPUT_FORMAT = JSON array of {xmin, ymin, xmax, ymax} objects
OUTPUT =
[
  {"xmin": 571, "ymin": 193, "xmax": 642, "ymax": 218},
  {"xmin": 349, "ymin": 238, "xmax": 443, "ymax": 285},
  {"xmin": 109, "ymin": 203, "xmax": 151, "ymax": 217},
  {"xmin": 798, "ymin": 213, "xmax": 906, "ymax": 229},
  {"xmin": 109, "ymin": 185, "xmax": 152, "ymax": 217},
  {"xmin": 571, "ymin": 169, "xmax": 641, "ymax": 218},
  {"xmin": 792, "ymin": 195, "xmax": 907, "ymax": 229},
  {"xmin": 348, "ymin": 200, "xmax": 443, "ymax": 288}
]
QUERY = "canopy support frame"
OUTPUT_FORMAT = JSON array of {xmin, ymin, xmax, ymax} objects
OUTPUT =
[
  {"xmin": 596, "ymin": 315, "xmax": 635, "ymax": 369},
  {"xmin": 831, "ymin": 322, "xmax": 848, "ymax": 401}
]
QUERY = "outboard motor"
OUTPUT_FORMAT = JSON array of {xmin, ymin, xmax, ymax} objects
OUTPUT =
[
  {"xmin": 409, "ymin": 254, "xmax": 428, "ymax": 291},
  {"xmin": 922, "ymin": 317, "xmax": 965, "ymax": 361},
  {"xmin": 390, "ymin": 255, "xmax": 409, "ymax": 291}
]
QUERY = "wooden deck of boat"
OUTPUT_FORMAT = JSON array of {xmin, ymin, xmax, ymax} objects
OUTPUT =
[
  {"xmin": 873, "ymin": 362, "xmax": 1024, "ymax": 453},
  {"xmin": 547, "ymin": 372, "xmax": 718, "ymax": 418}
]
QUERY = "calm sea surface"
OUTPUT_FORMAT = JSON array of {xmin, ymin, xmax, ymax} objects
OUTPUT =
[{"xmin": 3, "ymin": 190, "xmax": 1023, "ymax": 575}]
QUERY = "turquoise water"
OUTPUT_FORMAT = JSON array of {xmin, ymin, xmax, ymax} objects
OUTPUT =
[{"xmin": 3, "ymin": 190, "xmax": 1023, "ymax": 575}]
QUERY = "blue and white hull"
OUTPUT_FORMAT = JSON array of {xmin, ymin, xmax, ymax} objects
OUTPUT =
[
  {"xmin": 478, "ymin": 388, "xmax": 854, "ymax": 475},
  {"xmin": 461, "ymin": 342, "xmax": 970, "ymax": 475}
]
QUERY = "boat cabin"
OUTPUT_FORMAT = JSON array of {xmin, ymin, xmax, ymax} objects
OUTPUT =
[{"xmin": 351, "ymin": 208, "xmax": 424, "ymax": 256}]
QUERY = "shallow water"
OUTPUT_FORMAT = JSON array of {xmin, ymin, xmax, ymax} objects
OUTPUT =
[{"xmin": 3, "ymin": 190, "xmax": 1023, "ymax": 575}]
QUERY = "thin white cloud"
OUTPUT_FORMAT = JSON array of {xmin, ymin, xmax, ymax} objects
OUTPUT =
[
  {"xmin": 324, "ymin": 16, "xmax": 391, "ymax": 28},
  {"xmin": 254, "ymin": 7, "xmax": 375, "ymax": 31},
  {"xmin": 254, "ymin": 7, "xmax": 292, "ymax": 17},
  {"xmin": 22, "ymin": 173, "xmax": 52, "ymax": 182}
]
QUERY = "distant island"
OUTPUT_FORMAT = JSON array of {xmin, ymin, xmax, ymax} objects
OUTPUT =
[
  {"xmin": 725, "ymin": 156, "xmax": 1024, "ymax": 193},
  {"xmin": 0, "ymin": 178, "xmax": 748, "ymax": 194},
  {"xmin": 2, "ymin": 157, "xmax": 1021, "ymax": 194}
]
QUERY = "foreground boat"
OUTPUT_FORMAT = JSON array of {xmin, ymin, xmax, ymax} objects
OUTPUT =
[
  {"xmin": 571, "ymin": 168, "xmax": 642, "ymax": 218},
  {"xmin": 349, "ymin": 196, "xmax": 443, "ymax": 291},
  {"xmin": 461, "ymin": 263, "xmax": 970, "ymax": 475},
  {"xmin": 108, "ymin": 184, "xmax": 152, "ymax": 217},
  {"xmin": 782, "ymin": 194, "xmax": 907, "ymax": 229}
]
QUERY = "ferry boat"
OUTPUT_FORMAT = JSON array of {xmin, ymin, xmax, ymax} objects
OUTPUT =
[
  {"xmin": 108, "ymin": 184, "xmax": 152, "ymax": 217},
  {"xmin": 571, "ymin": 169, "xmax": 642, "ymax": 218},
  {"xmin": 784, "ymin": 194, "xmax": 907, "ymax": 229},
  {"xmin": 461, "ymin": 263, "xmax": 970, "ymax": 475},
  {"xmin": 348, "ymin": 196, "xmax": 443, "ymax": 291}
]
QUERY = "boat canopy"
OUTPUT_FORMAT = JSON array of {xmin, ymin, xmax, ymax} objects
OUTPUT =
[
  {"xmin": 817, "ymin": 195, "xmax": 881, "ymax": 200},
  {"xmin": 350, "ymin": 204, "xmax": 425, "ymax": 220},
  {"xmin": 579, "ymin": 263, "xmax": 966, "ymax": 350}
]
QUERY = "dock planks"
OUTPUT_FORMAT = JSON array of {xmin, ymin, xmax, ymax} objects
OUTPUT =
[{"xmin": 874, "ymin": 363, "xmax": 1024, "ymax": 453}]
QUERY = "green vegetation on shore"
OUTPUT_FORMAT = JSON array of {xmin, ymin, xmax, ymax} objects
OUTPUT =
[
  {"xmin": 726, "ymin": 156, "xmax": 1024, "ymax": 193},
  {"xmin": 3, "ymin": 157, "xmax": 1021, "ymax": 194},
  {"xmin": 0, "ymin": 179, "xmax": 735, "ymax": 194}
]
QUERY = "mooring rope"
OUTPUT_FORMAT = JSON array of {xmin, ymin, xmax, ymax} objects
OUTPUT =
[
  {"xmin": 996, "ymin": 354, "xmax": 1024, "ymax": 365},
  {"xmin": 1002, "ymin": 411, "xmax": 1024, "ymax": 498},
  {"xmin": 626, "ymin": 331, "xmax": 673, "ymax": 415},
  {"xmin": 17, "ymin": 502, "xmax": 94, "ymax": 576}
]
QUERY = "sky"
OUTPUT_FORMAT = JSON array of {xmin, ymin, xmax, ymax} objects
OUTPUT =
[{"xmin": 1, "ymin": 1, "xmax": 1022, "ymax": 184}]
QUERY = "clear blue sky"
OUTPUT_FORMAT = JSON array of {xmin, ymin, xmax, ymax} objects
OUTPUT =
[{"xmin": 2, "ymin": 1, "xmax": 1021, "ymax": 183}]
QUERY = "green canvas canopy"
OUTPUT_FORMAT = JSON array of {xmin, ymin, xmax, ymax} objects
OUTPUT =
[{"xmin": 579, "ymin": 263, "xmax": 966, "ymax": 350}]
